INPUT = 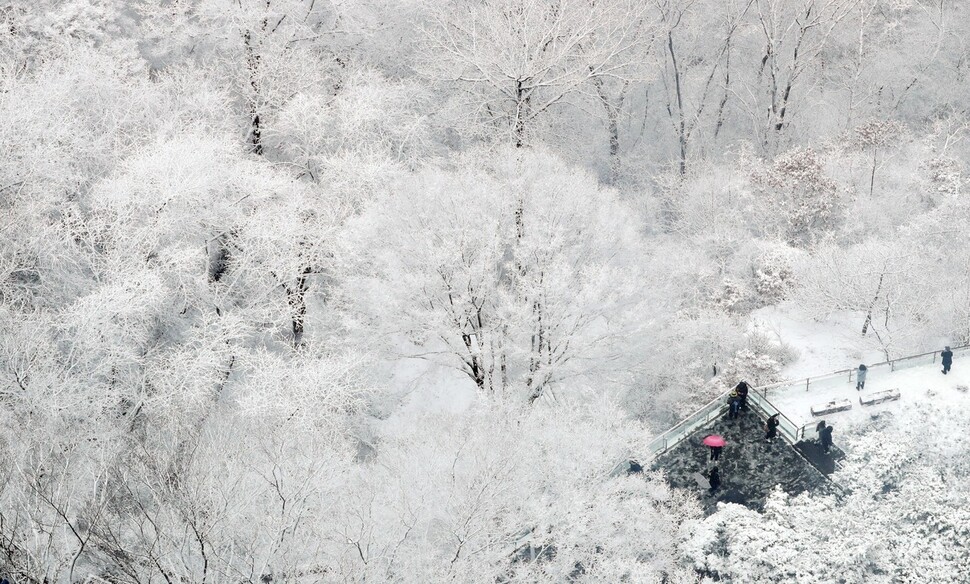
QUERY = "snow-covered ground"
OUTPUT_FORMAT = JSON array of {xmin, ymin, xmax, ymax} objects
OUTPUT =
[
  {"xmin": 752, "ymin": 303, "xmax": 966, "ymax": 438},
  {"xmin": 751, "ymin": 305, "xmax": 888, "ymax": 379},
  {"xmin": 768, "ymin": 357, "xmax": 970, "ymax": 434}
]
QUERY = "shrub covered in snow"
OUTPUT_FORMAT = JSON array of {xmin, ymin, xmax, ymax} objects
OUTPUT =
[{"xmin": 752, "ymin": 245, "xmax": 798, "ymax": 306}]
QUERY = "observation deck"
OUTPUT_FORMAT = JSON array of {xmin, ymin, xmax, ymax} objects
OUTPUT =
[{"xmin": 645, "ymin": 345, "xmax": 968, "ymax": 514}]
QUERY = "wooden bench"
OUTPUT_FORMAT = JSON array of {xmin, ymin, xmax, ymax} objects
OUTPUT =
[
  {"xmin": 811, "ymin": 398, "xmax": 853, "ymax": 417},
  {"xmin": 859, "ymin": 388, "xmax": 900, "ymax": 406}
]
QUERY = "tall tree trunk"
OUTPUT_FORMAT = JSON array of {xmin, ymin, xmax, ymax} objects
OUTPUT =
[
  {"xmin": 527, "ymin": 274, "xmax": 546, "ymax": 404},
  {"xmin": 287, "ymin": 266, "xmax": 313, "ymax": 346},
  {"xmin": 667, "ymin": 31, "xmax": 688, "ymax": 175},
  {"xmin": 713, "ymin": 39, "xmax": 732, "ymax": 140},
  {"xmin": 514, "ymin": 79, "xmax": 530, "ymax": 148},
  {"xmin": 244, "ymin": 29, "xmax": 264, "ymax": 156},
  {"xmin": 593, "ymin": 77, "xmax": 628, "ymax": 185},
  {"xmin": 862, "ymin": 272, "xmax": 885, "ymax": 335},
  {"xmin": 462, "ymin": 333, "xmax": 485, "ymax": 390},
  {"xmin": 869, "ymin": 147, "xmax": 878, "ymax": 198}
]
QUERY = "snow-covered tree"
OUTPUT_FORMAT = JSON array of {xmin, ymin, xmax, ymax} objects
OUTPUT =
[
  {"xmin": 749, "ymin": 146, "xmax": 843, "ymax": 248},
  {"xmin": 422, "ymin": 0, "xmax": 652, "ymax": 147},
  {"xmin": 685, "ymin": 396, "xmax": 970, "ymax": 583},
  {"xmin": 342, "ymin": 147, "xmax": 650, "ymax": 403}
]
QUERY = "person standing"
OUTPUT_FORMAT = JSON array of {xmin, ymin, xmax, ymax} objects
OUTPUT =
[
  {"xmin": 708, "ymin": 466, "xmax": 721, "ymax": 493},
  {"xmin": 765, "ymin": 414, "xmax": 780, "ymax": 442},
  {"xmin": 820, "ymin": 424, "xmax": 834, "ymax": 454},
  {"xmin": 728, "ymin": 392, "xmax": 741, "ymax": 420},
  {"xmin": 735, "ymin": 381, "xmax": 750, "ymax": 409},
  {"xmin": 942, "ymin": 346, "xmax": 954, "ymax": 375},
  {"xmin": 856, "ymin": 364, "xmax": 868, "ymax": 391},
  {"xmin": 710, "ymin": 445, "xmax": 723, "ymax": 461}
]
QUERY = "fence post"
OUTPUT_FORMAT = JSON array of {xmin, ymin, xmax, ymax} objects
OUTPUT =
[
  {"xmin": 891, "ymin": 360, "xmax": 895, "ymax": 372},
  {"xmin": 933, "ymin": 352, "xmax": 936, "ymax": 363},
  {"xmin": 805, "ymin": 378, "xmax": 810, "ymax": 392}
]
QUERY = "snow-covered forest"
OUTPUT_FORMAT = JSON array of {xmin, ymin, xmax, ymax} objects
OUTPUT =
[{"xmin": 1, "ymin": 1, "xmax": 969, "ymax": 582}]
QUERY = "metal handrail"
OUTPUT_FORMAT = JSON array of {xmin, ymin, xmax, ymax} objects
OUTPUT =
[
  {"xmin": 747, "ymin": 390, "xmax": 800, "ymax": 443},
  {"xmin": 653, "ymin": 393, "xmax": 727, "ymax": 441},
  {"xmin": 761, "ymin": 344, "xmax": 970, "ymax": 397},
  {"xmin": 869, "ymin": 344, "xmax": 968, "ymax": 369},
  {"xmin": 646, "ymin": 344, "xmax": 969, "ymax": 462},
  {"xmin": 646, "ymin": 391, "xmax": 731, "ymax": 457}
]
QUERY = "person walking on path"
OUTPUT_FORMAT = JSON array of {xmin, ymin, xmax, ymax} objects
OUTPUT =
[
  {"xmin": 856, "ymin": 364, "xmax": 868, "ymax": 391},
  {"xmin": 703, "ymin": 435, "xmax": 726, "ymax": 461},
  {"xmin": 765, "ymin": 414, "xmax": 780, "ymax": 442},
  {"xmin": 942, "ymin": 346, "xmax": 954, "ymax": 375},
  {"xmin": 735, "ymin": 381, "xmax": 750, "ymax": 409},
  {"xmin": 708, "ymin": 466, "xmax": 721, "ymax": 493},
  {"xmin": 728, "ymin": 392, "xmax": 741, "ymax": 419},
  {"xmin": 820, "ymin": 424, "xmax": 834, "ymax": 454}
]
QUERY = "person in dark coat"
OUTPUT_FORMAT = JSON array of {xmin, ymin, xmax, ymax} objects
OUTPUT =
[
  {"xmin": 728, "ymin": 392, "xmax": 741, "ymax": 420},
  {"xmin": 708, "ymin": 466, "xmax": 721, "ymax": 493},
  {"xmin": 942, "ymin": 346, "xmax": 953, "ymax": 375},
  {"xmin": 710, "ymin": 445, "xmax": 723, "ymax": 461},
  {"xmin": 856, "ymin": 364, "xmax": 867, "ymax": 391},
  {"xmin": 820, "ymin": 424, "xmax": 834, "ymax": 453},
  {"xmin": 816, "ymin": 420, "xmax": 827, "ymax": 447},
  {"xmin": 735, "ymin": 381, "xmax": 750, "ymax": 409},
  {"xmin": 765, "ymin": 414, "xmax": 780, "ymax": 441}
]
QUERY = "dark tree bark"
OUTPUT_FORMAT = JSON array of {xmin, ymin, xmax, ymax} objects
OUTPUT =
[{"xmin": 286, "ymin": 266, "xmax": 313, "ymax": 346}]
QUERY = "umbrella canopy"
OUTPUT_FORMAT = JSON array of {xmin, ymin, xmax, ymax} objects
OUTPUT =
[{"xmin": 703, "ymin": 435, "xmax": 726, "ymax": 447}]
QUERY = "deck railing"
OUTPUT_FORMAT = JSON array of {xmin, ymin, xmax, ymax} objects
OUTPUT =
[
  {"xmin": 646, "ymin": 393, "xmax": 730, "ymax": 458},
  {"xmin": 646, "ymin": 387, "xmax": 798, "ymax": 459},
  {"xmin": 759, "ymin": 344, "xmax": 970, "ymax": 400},
  {"xmin": 645, "ymin": 344, "xmax": 969, "ymax": 460},
  {"xmin": 747, "ymin": 389, "xmax": 800, "ymax": 443}
]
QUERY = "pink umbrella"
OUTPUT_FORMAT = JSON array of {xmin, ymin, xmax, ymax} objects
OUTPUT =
[{"xmin": 703, "ymin": 435, "xmax": 726, "ymax": 447}]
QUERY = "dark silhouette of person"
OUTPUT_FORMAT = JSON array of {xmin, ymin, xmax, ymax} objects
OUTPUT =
[
  {"xmin": 708, "ymin": 466, "xmax": 721, "ymax": 493},
  {"xmin": 820, "ymin": 424, "xmax": 834, "ymax": 454},
  {"xmin": 765, "ymin": 414, "xmax": 780, "ymax": 441},
  {"xmin": 710, "ymin": 445, "xmax": 722, "ymax": 461},
  {"xmin": 816, "ymin": 420, "xmax": 827, "ymax": 451},
  {"xmin": 856, "ymin": 364, "xmax": 867, "ymax": 391},
  {"xmin": 735, "ymin": 381, "xmax": 750, "ymax": 409},
  {"xmin": 942, "ymin": 346, "xmax": 954, "ymax": 375}
]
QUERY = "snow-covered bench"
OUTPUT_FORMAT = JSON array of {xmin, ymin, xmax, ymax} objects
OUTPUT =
[
  {"xmin": 859, "ymin": 388, "xmax": 900, "ymax": 406},
  {"xmin": 811, "ymin": 398, "xmax": 853, "ymax": 417}
]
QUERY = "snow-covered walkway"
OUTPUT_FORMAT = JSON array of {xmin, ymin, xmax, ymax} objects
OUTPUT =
[{"xmin": 767, "ymin": 354, "xmax": 970, "ymax": 441}]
